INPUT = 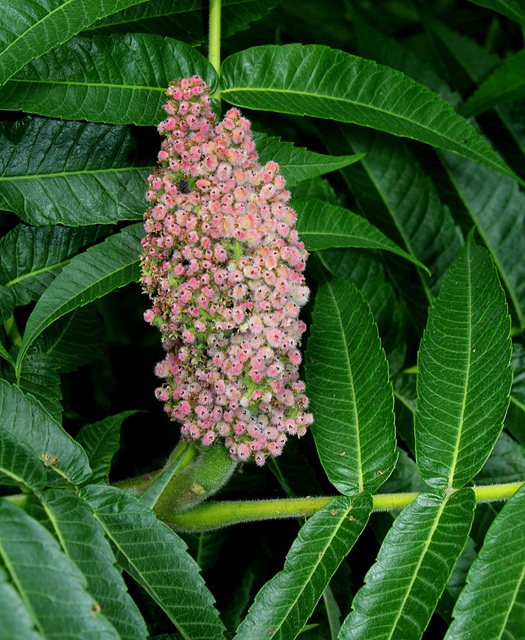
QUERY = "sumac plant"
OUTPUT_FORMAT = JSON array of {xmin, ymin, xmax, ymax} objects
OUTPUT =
[{"xmin": 1, "ymin": 0, "xmax": 525, "ymax": 638}]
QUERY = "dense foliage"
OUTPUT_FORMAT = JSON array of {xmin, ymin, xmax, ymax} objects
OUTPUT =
[{"xmin": 1, "ymin": 1, "xmax": 525, "ymax": 638}]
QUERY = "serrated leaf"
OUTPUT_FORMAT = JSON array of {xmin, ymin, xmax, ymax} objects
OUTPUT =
[
  {"xmin": 440, "ymin": 150, "xmax": 525, "ymax": 328},
  {"xmin": 85, "ymin": 0, "xmax": 280, "ymax": 43},
  {"xmin": 0, "ymin": 0, "xmax": 147, "ymax": 86},
  {"xmin": 0, "ymin": 223, "xmax": 108, "ymax": 324},
  {"xmin": 446, "ymin": 482, "xmax": 525, "ymax": 638},
  {"xmin": 76, "ymin": 411, "xmax": 138, "ymax": 484},
  {"xmin": 506, "ymin": 343, "xmax": 525, "ymax": 445},
  {"xmin": 0, "ymin": 565, "xmax": 44, "ymax": 640},
  {"xmin": 461, "ymin": 50, "xmax": 525, "ymax": 118},
  {"xmin": 295, "ymin": 197, "xmax": 429, "ymax": 272},
  {"xmin": 0, "ymin": 379, "xmax": 91, "ymax": 485},
  {"xmin": 220, "ymin": 43, "xmax": 520, "ymax": 184},
  {"xmin": 305, "ymin": 271, "xmax": 397, "ymax": 495},
  {"xmin": 16, "ymin": 223, "xmax": 143, "ymax": 375},
  {"xmin": 465, "ymin": 0, "xmax": 525, "ymax": 25},
  {"xmin": 252, "ymin": 132, "xmax": 363, "ymax": 188},
  {"xmin": 0, "ymin": 34, "xmax": 217, "ymax": 126},
  {"xmin": 31, "ymin": 306, "xmax": 106, "ymax": 373},
  {"xmin": 475, "ymin": 431, "xmax": 525, "ymax": 485},
  {"xmin": 82, "ymin": 484, "xmax": 226, "ymax": 640},
  {"xmin": 0, "ymin": 500, "xmax": 119, "ymax": 638},
  {"xmin": 339, "ymin": 489, "xmax": 475, "ymax": 640},
  {"xmin": 235, "ymin": 493, "xmax": 372, "ymax": 640},
  {"xmin": 0, "ymin": 426, "xmax": 46, "ymax": 491},
  {"xmin": 415, "ymin": 235, "xmax": 513, "ymax": 489},
  {"xmin": 41, "ymin": 489, "xmax": 148, "ymax": 640},
  {"xmin": 0, "ymin": 117, "xmax": 149, "ymax": 226}
]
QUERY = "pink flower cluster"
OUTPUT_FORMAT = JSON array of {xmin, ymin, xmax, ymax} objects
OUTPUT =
[{"xmin": 140, "ymin": 76, "xmax": 313, "ymax": 465}]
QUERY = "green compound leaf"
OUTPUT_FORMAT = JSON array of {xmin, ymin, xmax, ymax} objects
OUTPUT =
[
  {"xmin": 235, "ymin": 493, "xmax": 372, "ymax": 640},
  {"xmin": 0, "ymin": 564, "xmax": 44, "ymax": 640},
  {"xmin": 41, "ymin": 490, "xmax": 148, "ymax": 640},
  {"xmin": 295, "ymin": 197, "xmax": 429, "ymax": 272},
  {"xmin": 0, "ymin": 224, "xmax": 108, "ymax": 324},
  {"xmin": 460, "ymin": 49, "xmax": 525, "ymax": 118},
  {"xmin": 0, "ymin": 380, "xmax": 91, "ymax": 486},
  {"xmin": 76, "ymin": 411, "xmax": 139, "ymax": 484},
  {"xmin": 220, "ymin": 44, "xmax": 520, "ymax": 184},
  {"xmin": 253, "ymin": 132, "xmax": 364, "ymax": 188},
  {"xmin": 0, "ymin": 34, "xmax": 217, "ymax": 126},
  {"xmin": 16, "ymin": 223, "xmax": 143, "ymax": 376},
  {"xmin": 85, "ymin": 0, "xmax": 280, "ymax": 44},
  {"xmin": 0, "ymin": 0, "xmax": 147, "ymax": 87},
  {"xmin": 305, "ymin": 270, "xmax": 397, "ymax": 495},
  {"xmin": 415, "ymin": 235, "xmax": 513, "ymax": 489},
  {"xmin": 0, "ymin": 426, "xmax": 46, "ymax": 491},
  {"xmin": 0, "ymin": 117, "xmax": 149, "ymax": 226},
  {"xmin": 0, "ymin": 500, "xmax": 119, "ymax": 638},
  {"xmin": 445, "ymin": 483, "xmax": 525, "ymax": 639},
  {"xmin": 339, "ymin": 489, "xmax": 475, "ymax": 640},
  {"xmin": 82, "ymin": 484, "xmax": 226, "ymax": 640}
]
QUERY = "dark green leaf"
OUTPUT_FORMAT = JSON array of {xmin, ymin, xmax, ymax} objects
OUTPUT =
[
  {"xmin": 85, "ymin": 0, "xmax": 280, "ymax": 44},
  {"xmin": 31, "ymin": 306, "xmax": 107, "ymax": 373},
  {"xmin": 82, "ymin": 484, "xmax": 226, "ymax": 640},
  {"xmin": 0, "ymin": 426, "xmax": 46, "ymax": 491},
  {"xmin": 0, "ymin": 500, "xmax": 119, "ymax": 638},
  {"xmin": 16, "ymin": 223, "xmax": 143, "ymax": 374},
  {"xmin": 0, "ymin": 565, "xmax": 44, "ymax": 640},
  {"xmin": 339, "ymin": 489, "xmax": 475, "ymax": 639},
  {"xmin": 446, "ymin": 482, "xmax": 525, "ymax": 638},
  {"xmin": 460, "ymin": 50, "xmax": 525, "ymax": 118},
  {"xmin": 76, "ymin": 411, "xmax": 138, "ymax": 484},
  {"xmin": 220, "ymin": 44, "xmax": 520, "ymax": 183},
  {"xmin": 474, "ymin": 431, "xmax": 525, "ymax": 485},
  {"xmin": 464, "ymin": 0, "xmax": 525, "ymax": 25},
  {"xmin": 0, "ymin": 224, "xmax": 108, "ymax": 324},
  {"xmin": 440, "ymin": 150, "xmax": 525, "ymax": 328},
  {"xmin": 0, "ymin": 379, "xmax": 91, "ymax": 485},
  {"xmin": 252, "ymin": 132, "xmax": 363, "ymax": 188},
  {"xmin": 415, "ymin": 235, "xmax": 513, "ymax": 489},
  {"xmin": 0, "ymin": 0, "xmax": 147, "ymax": 86},
  {"xmin": 0, "ymin": 34, "xmax": 217, "ymax": 126},
  {"xmin": 295, "ymin": 198, "xmax": 429, "ymax": 271},
  {"xmin": 41, "ymin": 489, "xmax": 148, "ymax": 640},
  {"xmin": 236, "ymin": 493, "xmax": 373, "ymax": 640},
  {"xmin": 0, "ymin": 117, "xmax": 149, "ymax": 226},
  {"xmin": 2, "ymin": 353, "xmax": 62, "ymax": 420},
  {"xmin": 506, "ymin": 343, "xmax": 525, "ymax": 445},
  {"xmin": 305, "ymin": 272, "xmax": 397, "ymax": 495},
  {"xmin": 322, "ymin": 124, "xmax": 463, "ymax": 296}
]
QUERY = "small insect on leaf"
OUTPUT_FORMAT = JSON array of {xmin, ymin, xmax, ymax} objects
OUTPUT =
[
  {"xmin": 91, "ymin": 603, "xmax": 102, "ymax": 616},
  {"xmin": 177, "ymin": 178, "xmax": 192, "ymax": 194},
  {"xmin": 41, "ymin": 453, "xmax": 58, "ymax": 467}
]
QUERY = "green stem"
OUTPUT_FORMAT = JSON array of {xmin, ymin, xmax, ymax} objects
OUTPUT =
[
  {"xmin": 4, "ymin": 314, "xmax": 22, "ymax": 347},
  {"xmin": 209, "ymin": 0, "xmax": 221, "ymax": 78},
  {"xmin": 167, "ymin": 481, "xmax": 525, "ymax": 531}
]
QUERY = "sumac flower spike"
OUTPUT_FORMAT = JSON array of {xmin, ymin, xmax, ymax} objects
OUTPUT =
[{"xmin": 140, "ymin": 75, "xmax": 313, "ymax": 466}]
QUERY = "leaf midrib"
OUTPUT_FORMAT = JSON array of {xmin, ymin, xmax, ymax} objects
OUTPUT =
[
  {"xmin": 387, "ymin": 494, "xmax": 448, "ymax": 639},
  {"xmin": 0, "ymin": 165, "xmax": 148, "ymax": 182},
  {"xmin": 3, "ymin": 259, "xmax": 71, "ymax": 288},
  {"xmin": 328, "ymin": 279, "xmax": 362, "ymax": 492},
  {"xmin": 9, "ymin": 77, "xmax": 165, "ymax": 93}
]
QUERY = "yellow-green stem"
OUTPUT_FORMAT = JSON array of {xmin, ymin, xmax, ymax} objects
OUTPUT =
[
  {"xmin": 167, "ymin": 482, "xmax": 524, "ymax": 531},
  {"xmin": 4, "ymin": 314, "xmax": 22, "ymax": 347},
  {"xmin": 209, "ymin": 0, "xmax": 221, "ymax": 78}
]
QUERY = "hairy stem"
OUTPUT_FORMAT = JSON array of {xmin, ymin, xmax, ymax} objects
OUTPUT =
[{"xmin": 166, "ymin": 481, "xmax": 525, "ymax": 531}]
